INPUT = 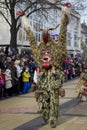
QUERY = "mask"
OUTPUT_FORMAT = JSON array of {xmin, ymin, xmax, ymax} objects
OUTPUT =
[{"xmin": 41, "ymin": 49, "xmax": 51, "ymax": 69}]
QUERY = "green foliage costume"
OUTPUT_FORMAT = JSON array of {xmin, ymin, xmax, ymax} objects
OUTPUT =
[
  {"xmin": 81, "ymin": 42, "xmax": 87, "ymax": 62},
  {"xmin": 21, "ymin": 2, "xmax": 71, "ymax": 128}
]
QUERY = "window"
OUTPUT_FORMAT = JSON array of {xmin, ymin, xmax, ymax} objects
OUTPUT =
[
  {"xmin": 74, "ymin": 42, "xmax": 77, "ymax": 47},
  {"xmin": 18, "ymin": 29, "xmax": 22, "ymax": 41},
  {"xmin": 18, "ymin": 29, "xmax": 27, "ymax": 42},
  {"xmin": 35, "ymin": 33, "xmax": 40, "ymax": 42},
  {"xmin": 67, "ymin": 32, "xmax": 71, "ymax": 46},
  {"xmin": 74, "ymin": 34, "xmax": 78, "ymax": 47}
]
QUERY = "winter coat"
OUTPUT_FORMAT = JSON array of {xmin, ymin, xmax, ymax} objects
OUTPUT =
[
  {"xmin": 5, "ymin": 69, "xmax": 12, "ymax": 89},
  {"xmin": 15, "ymin": 64, "xmax": 22, "ymax": 78},
  {"xmin": 22, "ymin": 71, "xmax": 30, "ymax": 82}
]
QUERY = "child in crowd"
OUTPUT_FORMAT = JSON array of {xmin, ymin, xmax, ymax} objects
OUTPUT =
[
  {"xmin": 22, "ymin": 66, "xmax": 31, "ymax": 93},
  {"xmin": 5, "ymin": 68, "xmax": 12, "ymax": 96}
]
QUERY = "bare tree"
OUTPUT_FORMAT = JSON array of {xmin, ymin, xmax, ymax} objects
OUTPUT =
[
  {"xmin": 0, "ymin": 0, "xmax": 63, "ymax": 49},
  {"xmin": 1, "ymin": 0, "xmax": 86, "ymax": 49}
]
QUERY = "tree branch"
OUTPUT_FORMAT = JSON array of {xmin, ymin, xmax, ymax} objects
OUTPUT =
[
  {"xmin": 0, "ymin": 6, "xmax": 7, "ymax": 9},
  {"xmin": 16, "ymin": 23, "xmax": 21, "ymax": 32},
  {"xmin": 0, "ymin": 11, "xmax": 11, "ymax": 27},
  {"xmin": 5, "ymin": 0, "xmax": 10, "ymax": 11},
  {"xmin": 15, "ymin": 0, "xmax": 21, "ymax": 4},
  {"xmin": 16, "ymin": 1, "xmax": 36, "ymax": 21}
]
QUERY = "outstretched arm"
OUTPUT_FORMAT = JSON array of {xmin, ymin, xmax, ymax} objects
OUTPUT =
[
  {"xmin": 21, "ymin": 15, "xmax": 40, "ymax": 65},
  {"xmin": 53, "ymin": 3, "xmax": 71, "ymax": 68},
  {"xmin": 58, "ymin": 2, "xmax": 71, "ymax": 43},
  {"xmin": 21, "ymin": 15, "xmax": 36, "ymax": 45}
]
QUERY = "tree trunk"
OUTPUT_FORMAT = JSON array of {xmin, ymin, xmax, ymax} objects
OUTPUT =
[{"xmin": 10, "ymin": 19, "xmax": 17, "ymax": 49}]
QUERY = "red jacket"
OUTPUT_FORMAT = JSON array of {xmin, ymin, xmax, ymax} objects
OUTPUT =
[{"xmin": 0, "ymin": 72, "xmax": 5, "ymax": 84}]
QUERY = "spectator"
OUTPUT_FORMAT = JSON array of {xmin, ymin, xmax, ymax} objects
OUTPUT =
[
  {"xmin": 28, "ymin": 58, "xmax": 38, "ymax": 83},
  {"xmin": 5, "ymin": 68, "xmax": 12, "ymax": 97},
  {"xmin": 9, "ymin": 61, "xmax": 18, "ymax": 96},
  {"xmin": 0, "ymin": 69, "xmax": 5, "ymax": 97},
  {"xmin": 22, "ymin": 66, "xmax": 31, "ymax": 93},
  {"xmin": 4, "ymin": 46, "xmax": 9, "ymax": 56},
  {"xmin": 4, "ymin": 57, "xmax": 12, "ymax": 69},
  {"xmin": 14, "ymin": 60, "xmax": 22, "ymax": 95}
]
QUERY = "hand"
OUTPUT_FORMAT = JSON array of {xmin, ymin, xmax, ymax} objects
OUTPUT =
[
  {"xmin": 59, "ymin": 88, "xmax": 65, "ymax": 97},
  {"xmin": 39, "ymin": 72, "xmax": 44, "ymax": 76},
  {"xmin": 52, "ymin": 67, "xmax": 56, "ymax": 74}
]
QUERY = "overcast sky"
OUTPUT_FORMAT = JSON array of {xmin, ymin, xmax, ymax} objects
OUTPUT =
[
  {"xmin": 64, "ymin": 0, "xmax": 87, "ymax": 24},
  {"xmin": 81, "ymin": 10, "xmax": 87, "ymax": 24}
]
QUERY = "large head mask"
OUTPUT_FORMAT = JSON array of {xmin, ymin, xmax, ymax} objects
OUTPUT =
[
  {"xmin": 40, "ymin": 25, "xmax": 60, "ymax": 69},
  {"xmin": 41, "ymin": 49, "xmax": 51, "ymax": 69}
]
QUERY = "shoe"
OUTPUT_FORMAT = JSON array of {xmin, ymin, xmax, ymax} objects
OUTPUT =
[
  {"xmin": 42, "ymin": 111, "xmax": 49, "ymax": 124},
  {"xmin": 50, "ymin": 120, "xmax": 57, "ymax": 128},
  {"xmin": 42, "ymin": 117, "xmax": 48, "ymax": 124}
]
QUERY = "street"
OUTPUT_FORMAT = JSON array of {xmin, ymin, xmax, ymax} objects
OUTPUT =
[{"xmin": 0, "ymin": 78, "xmax": 87, "ymax": 130}]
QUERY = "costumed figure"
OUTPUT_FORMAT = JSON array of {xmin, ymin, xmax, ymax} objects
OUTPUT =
[
  {"xmin": 75, "ymin": 43, "xmax": 87, "ymax": 101},
  {"xmin": 81, "ymin": 43, "xmax": 87, "ymax": 71},
  {"xmin": 19, "ymin": 2, "xmax": 71, "ymax": 128},
  {"xmin": 75, "ymin": 66, "xmax": 87, "ymax": 101},
  {"xmin": 81, "ymin": 42, "xmax": 87, "ymax": 63}
]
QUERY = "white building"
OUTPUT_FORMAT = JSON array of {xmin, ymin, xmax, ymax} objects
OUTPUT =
[
  {"xmin": 17, "ymin": 5, "xmax": 81, "ymax": 57},
  {"xmin": 43, "ymin": 7, "xmax": 81, "ymax": 56},
  {"xmin": 67, "ymin": 10, "xmax": 81, "ymax": 56},
  {"xmin": 0, "ymin": 8, "xmax": 10, "ymax": 45},
  {"xmin": 0, "ymin": 2, "xmax": 81, "ymax": 57},
  {"xmin": 81, "ymin": 21, "xmax": 87, "ymax": 44}
]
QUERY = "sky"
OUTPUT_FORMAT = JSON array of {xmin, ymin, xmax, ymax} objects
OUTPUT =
[
  {"xmin": 81, "ymin": 10, "xmax": 87, "ymax": 24},
  {"xmin": 64, "ymin": 0, "xmax": 87, "ymax": 24}
]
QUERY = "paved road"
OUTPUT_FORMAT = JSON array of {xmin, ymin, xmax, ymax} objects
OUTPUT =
[{"xmin": 0, "ymin": 79, "xmax": 87, "ymax": 130}]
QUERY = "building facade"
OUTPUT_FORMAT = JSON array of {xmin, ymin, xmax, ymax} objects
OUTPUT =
[
  {"xmin": 81, "ymin": 21, "xmax": 87, "ymax": 44},
  {"xmin": 17, "ymin": 4, "xmax": 81, "ymax": 57},
  {"xmin": 0, "ymin": 2, "xmax": 81, "ymax": 57},
  {"xmin": 67, "ymin": 10, "xmax": 81, "ymax": 56}
]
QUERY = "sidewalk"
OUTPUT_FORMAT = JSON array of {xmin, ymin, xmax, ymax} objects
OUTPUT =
[{"xmin": 0, "ymin": 79, "xmax": 87, "ymax": 130}]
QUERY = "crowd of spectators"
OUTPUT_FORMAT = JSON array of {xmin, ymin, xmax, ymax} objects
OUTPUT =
[
  {"xmin": 0, "ymin": 46, "xmax": 84, "ymax": 99},
  {"xmin": 0, "ymin": 46, "xmax": 38, "ymax": 99},
  {"xmin": 62, "ymin": 56, "xmax": 84, "ymax": 81}
]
